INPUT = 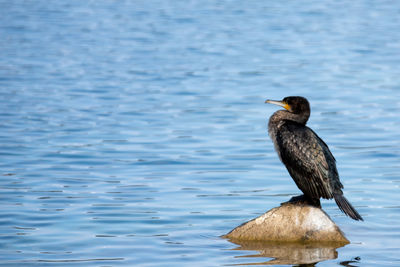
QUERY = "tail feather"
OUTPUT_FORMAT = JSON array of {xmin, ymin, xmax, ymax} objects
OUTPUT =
[{"xmin": 334, "ymin": 194, "xmax": 363, "ymax": 221}]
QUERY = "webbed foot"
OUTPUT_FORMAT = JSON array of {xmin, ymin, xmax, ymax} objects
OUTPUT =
[{"xmin": 281, "ymin": 194, "xmax": 321, "ymax": 208}]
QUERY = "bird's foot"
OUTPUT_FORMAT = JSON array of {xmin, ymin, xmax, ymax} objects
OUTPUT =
[{"xmin": 281, "ymin": 194, "xmax": 321, "ymax": 208}]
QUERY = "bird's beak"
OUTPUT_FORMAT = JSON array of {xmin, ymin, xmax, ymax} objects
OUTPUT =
[{"xmin": 265, "ymin": 99, "xmax": 290, "ymax": 111}]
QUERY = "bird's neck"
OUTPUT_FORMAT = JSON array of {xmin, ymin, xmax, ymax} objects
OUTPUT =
[
  {"xmin": 268, "ymin": 110, "xmax": 309, "ymax": 149},
  {"xmin": 270, "ymin": 110, "xmax": 309, "ymax": 126}
]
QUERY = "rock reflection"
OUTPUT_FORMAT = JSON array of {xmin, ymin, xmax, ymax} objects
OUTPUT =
[{"xmin": 227, "ymin": 239, "xmax": 347, "ymax": 266}]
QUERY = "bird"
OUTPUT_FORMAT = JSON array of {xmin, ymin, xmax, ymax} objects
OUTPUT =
[{"xmin": 265, "ymin": 96, "xmax": 363, "ymax": 221}]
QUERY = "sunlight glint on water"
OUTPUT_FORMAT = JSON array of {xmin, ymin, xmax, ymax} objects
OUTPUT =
[{"xmin": 1, "ymin": 1, "xmax": 400, "ymax": 266}]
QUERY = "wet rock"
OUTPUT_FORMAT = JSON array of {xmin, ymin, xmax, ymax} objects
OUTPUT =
[{"xmin": 223, "ymin": 203, "xmax": 349, "ymax": 244}]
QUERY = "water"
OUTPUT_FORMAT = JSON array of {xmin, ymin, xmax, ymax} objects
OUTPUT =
[{"xmin": 1, "ymin": 1, "xmax": 400, "ymax": 266}]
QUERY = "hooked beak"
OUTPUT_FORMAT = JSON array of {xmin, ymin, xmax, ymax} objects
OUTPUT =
[{"xmin": 265, "ymin": 99, "xmax": 290, "ymax": 111}]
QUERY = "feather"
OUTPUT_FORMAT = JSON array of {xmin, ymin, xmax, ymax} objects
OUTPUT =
[{"xmin": 275, "ymin": 121, "xmax": 338, "ymax": 199}]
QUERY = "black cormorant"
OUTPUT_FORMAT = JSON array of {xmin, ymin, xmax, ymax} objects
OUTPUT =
[{"xmin": 265, "ymin": 96, "xmax": 363, "ymax": 221}]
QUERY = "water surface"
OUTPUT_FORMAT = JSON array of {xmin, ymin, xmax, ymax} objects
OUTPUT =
[{"xmin": 1, "ymin": 1, "xmax": 400, "ymax": 266}]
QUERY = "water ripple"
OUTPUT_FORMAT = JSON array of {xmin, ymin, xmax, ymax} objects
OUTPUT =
[{"xmin": 1, "ymin": 1, "xmax": 400, "ymax": 266}]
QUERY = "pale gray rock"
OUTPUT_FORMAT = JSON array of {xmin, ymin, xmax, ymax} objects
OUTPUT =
[{"xmin": 223, "ymin": 203, "xmax": 349, "ymax": 243}]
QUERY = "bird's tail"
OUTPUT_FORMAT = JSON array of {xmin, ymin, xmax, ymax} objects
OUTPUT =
[{"xmin": 334, "ymin": 194, "xmax": 363, "ymax": 221}]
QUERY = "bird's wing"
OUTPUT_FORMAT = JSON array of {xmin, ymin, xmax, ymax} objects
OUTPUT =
[{"xmin": 276, "ymin": 121, "xmax": 341, "ymax": 199}]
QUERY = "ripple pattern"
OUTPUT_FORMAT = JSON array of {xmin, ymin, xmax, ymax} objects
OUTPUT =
[{"xmin": 1, "ymin": 1, "xmax": 400, "ymax": 266}]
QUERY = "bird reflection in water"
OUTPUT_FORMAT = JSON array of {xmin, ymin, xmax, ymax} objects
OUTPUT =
[{"xmin": 339, "ymin": 256, "xmax": 361, "ymax": 267}]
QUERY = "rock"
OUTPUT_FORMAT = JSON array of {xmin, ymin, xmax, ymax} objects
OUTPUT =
[{"xmin": 223, "ymin": 203, "xmax": 349, "ymax": 244}]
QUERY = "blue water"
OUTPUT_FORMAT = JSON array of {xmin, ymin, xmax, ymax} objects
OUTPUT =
[{"xmin": 1, "ymin": 1, "xmax": 400, "ymax": 266}]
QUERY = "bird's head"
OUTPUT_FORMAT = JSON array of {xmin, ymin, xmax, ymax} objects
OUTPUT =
[{"xmin": 265, "ymin": 96, "xmax": 310, "ymax": 115}]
